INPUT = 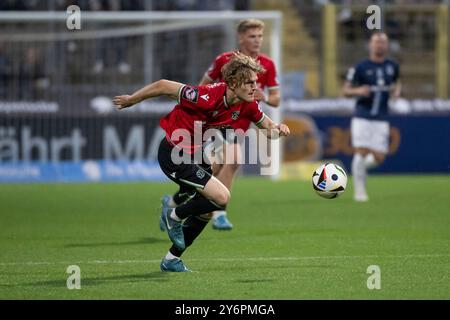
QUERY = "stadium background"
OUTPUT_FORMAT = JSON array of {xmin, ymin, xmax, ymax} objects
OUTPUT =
[
  {"xmin": 0, "ymin": 0, "xmax": 449, "ymax": 301},
  {"xmin": 0, "ymin": 0, "xmax": 449, "ymax": 182}
]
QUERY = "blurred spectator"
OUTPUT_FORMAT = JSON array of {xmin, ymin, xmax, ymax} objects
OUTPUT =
[
  {"xmin": 0, "ymin": 0, "xmax": 47, "ymax": 10},
  {"xmin": 0, "ymin": 0, "xmax": 26, "ymax": 10},
  {"xmin": 0, "ymin": 42, "xmax": 12, "ymax": 100},
  {"xmin": 121, "ymin": 0, "xmax": 144, "ymax": 10},
  {"xmin": 234, "ymin": 0, "xmax": 250, "ymax": 10},
  {"xmin": 90, "ymin": 0, "xmax": 131, "ymax": 75},
  {"xmin": 196, "ymin": 0, "xmax": 235, "ymax": 10},
  {"xmin": 421, "ymin": 14, "xmax": 434, "ymax": 50},
  {"xmin": 55, "ymin": 0, "xmax": 75, "ymax": 10},
  {"xmin": 0, "ymin": 0, "xmax": 49, "ymax": 10},
  {"xmin": 154, "ymin": 0, "xmax": 235, "ymax": 10},
  {"xmin": 24, "ymin": 0, "xmax": 48, "ymax": 10},
  {"xmin": 19, "ymin": 47, "xmax": 50, "ymax": 100}
]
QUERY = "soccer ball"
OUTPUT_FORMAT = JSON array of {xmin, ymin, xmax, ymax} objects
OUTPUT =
[{"xmin": 312, "ymin": 163, "xmax": 347, "ymax": 199}]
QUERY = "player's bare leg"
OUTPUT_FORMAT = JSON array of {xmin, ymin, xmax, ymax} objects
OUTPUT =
[
  {"xmin": 352, "ymin": 147, "xmax": 386, "ymax": 201},
  {"xmin": 196, "ymin": 176, "xmax": 231, "ymax": 206},
  {"xmin": 211, "ymin": 143, "xmax": 242, "ymax": 230},
  {"xmin": 352, "ymin": 147, "xmax": 370, "ymax": 201}
]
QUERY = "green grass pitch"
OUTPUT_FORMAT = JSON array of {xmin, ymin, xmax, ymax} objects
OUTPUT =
[{"xmin": 0, "ymin": 175, "xmax": 449, "ymax": 299}]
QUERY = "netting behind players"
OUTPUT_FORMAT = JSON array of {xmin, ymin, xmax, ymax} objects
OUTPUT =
[
  {"xmin": 0, "ymin": 16, "xmax": 235, "ymax": 111},
  {"xmin": 0, "ymin": 11, "xmax": 282, "ymax": 177}
]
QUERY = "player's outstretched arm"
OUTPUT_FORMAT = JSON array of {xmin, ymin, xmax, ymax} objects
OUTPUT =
[
  {"xmin": 391, "ymin": 80, "xmax": 402, "ymax": 100},
  {"xmin": 256, "ymin": 114, "xmax": 290, "ymax": 139},
  {"xmin": 113, "ymin": 79, "xmax": 184, "ymax": 110},
  {"xmin": 342, "ymin": 81, "xmax": 370, "ymax": 97},
  {"xmin": 266, "ymin": 89, "xmax": 280, "ymax": 107}
]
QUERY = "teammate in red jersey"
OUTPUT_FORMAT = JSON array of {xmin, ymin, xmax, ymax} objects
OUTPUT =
[
  {"xmin": 113, "ymin": 53, "xmax": 290, "ymax": 272},
  {"xmin": 201, "ymin": 19, "xmax": 280, "ymax": 107},
  {"xmin": 166, "ymin": 19, "xmax": 281, "ymax": 231}
]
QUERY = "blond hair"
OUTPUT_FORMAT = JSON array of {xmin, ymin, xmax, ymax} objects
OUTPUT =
[
  {"xmin": 221, "ymin": 52, "xmax": 265, "ymax": 88},
  {"xmin": 236, "ymin": 19, "xmax": 265, "ymax": 34}
]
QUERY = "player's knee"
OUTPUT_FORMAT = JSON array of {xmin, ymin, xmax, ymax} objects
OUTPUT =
[{"xmin": 214, "ymin": 188, "xmax": 230, "ymax": 207}]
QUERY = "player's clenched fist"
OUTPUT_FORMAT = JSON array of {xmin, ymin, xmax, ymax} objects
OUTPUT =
[
  {"xmin": 113, "ymin": 95, "xmax": 135, "ymax": 110},
  {"xmin": 276, "ymin": 123, "xmax": 290, "ymax": 137}
]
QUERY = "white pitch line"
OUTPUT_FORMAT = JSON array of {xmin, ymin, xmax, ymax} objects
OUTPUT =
[{"xmin": 0, "ymin": 254, "xmax": 449, "ymax": 267}]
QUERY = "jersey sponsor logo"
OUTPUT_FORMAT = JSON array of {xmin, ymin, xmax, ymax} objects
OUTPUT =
[
  {"xmin": 182, "ymin": 87, "xmax": 199, "ymax": 103},
  {"xmin": 201, "ymin": 94, "xmax": 209, "ymax": 101},
  {"xmin": 231, "ymin": 111, "xmax": 240, "ymax": 120},
  {"xmin": 208, "ymin": 82, "xmax": 223, "ymax": 89}
]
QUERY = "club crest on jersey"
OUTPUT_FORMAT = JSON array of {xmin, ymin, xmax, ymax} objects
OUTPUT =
[
  {"xmin": 231, "ymin": 111, "xmax": 240, "ymax": 120},
  {"xmin": 386, "ymin": 64, "xmax": 394, "ymax": 76},
  {"xmin": 182, "ymin": 87, "xmax": 198, "ymax": 103},
  {"xmin": 196, "ymin": 169, "xmax": 206, "ymax": 179}
]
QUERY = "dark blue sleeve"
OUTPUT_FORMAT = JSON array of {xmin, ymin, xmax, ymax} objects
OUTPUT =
[
  {"xmin": 393, "ymin": 62, "xmax": 400, "ymax": 82},
  {"xmin": 346, "ymin": 63, "xmax": 363, "ymax": 86}
]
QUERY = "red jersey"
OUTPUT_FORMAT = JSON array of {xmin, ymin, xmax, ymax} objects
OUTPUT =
[
  {"xmin": 205, "ymin": 51, "xmax": 278, "ymax": 132},
  {"xmin": 205, "ymin": 51, "xmax": 279, "ymax": 91},
  {"xmin": 159, "ymin": 83, "xmax": 265, "ymax": 154}
]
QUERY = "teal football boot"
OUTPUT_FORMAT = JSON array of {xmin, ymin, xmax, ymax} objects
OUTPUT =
[
  {"xmin": 160, "ymin": 257, "xmax": 190, "ymax": 272},
  {"xmin": 160, "ymin": 206, "xmax": 185, "ymax": 250},
  {"xmin": 159, "ymin": 195, "xmax": 173, "ymax": 232},
  {"xmin": 212, "ymin": 213, "xmax": 233, "ymax": 230}
]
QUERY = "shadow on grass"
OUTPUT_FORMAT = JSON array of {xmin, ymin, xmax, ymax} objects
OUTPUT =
[
  {"xmin": 15, "ymin": 271, "xmax": 169, "ymax": 288},
  {"xmin": 246, "ymin": 198, "xmax": 318, "ymax": 206},
  {"xmin": 64, "ymin": 237, "xmax": 166, "ymax": 248},
  {"xmin": 235, "ymin": 279, "xmax": 275, "ymax": 284}
]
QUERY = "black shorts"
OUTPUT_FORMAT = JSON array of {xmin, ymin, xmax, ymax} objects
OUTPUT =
[{"xmin": 158, "ymin": 138, "xmax": 212, "ymax": 190}]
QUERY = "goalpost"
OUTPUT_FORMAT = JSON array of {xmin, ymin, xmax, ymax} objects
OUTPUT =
[{"xmin": 0, "ymin": 10, "xmax": 282, "ymax": 181}]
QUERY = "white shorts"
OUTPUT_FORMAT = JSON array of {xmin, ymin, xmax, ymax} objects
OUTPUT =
[{"xmin": 351, "ymin": 117, "xmax": 389, "ymax": 154}]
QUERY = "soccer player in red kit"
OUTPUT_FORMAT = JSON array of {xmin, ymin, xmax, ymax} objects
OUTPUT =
[
  {"xmin": 162, "ymin": 19, "xmax": 281, "ymax": 231},
  {"xmin": 113, "ymin": 53, "xmax": 290, "ymax": 272}
]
